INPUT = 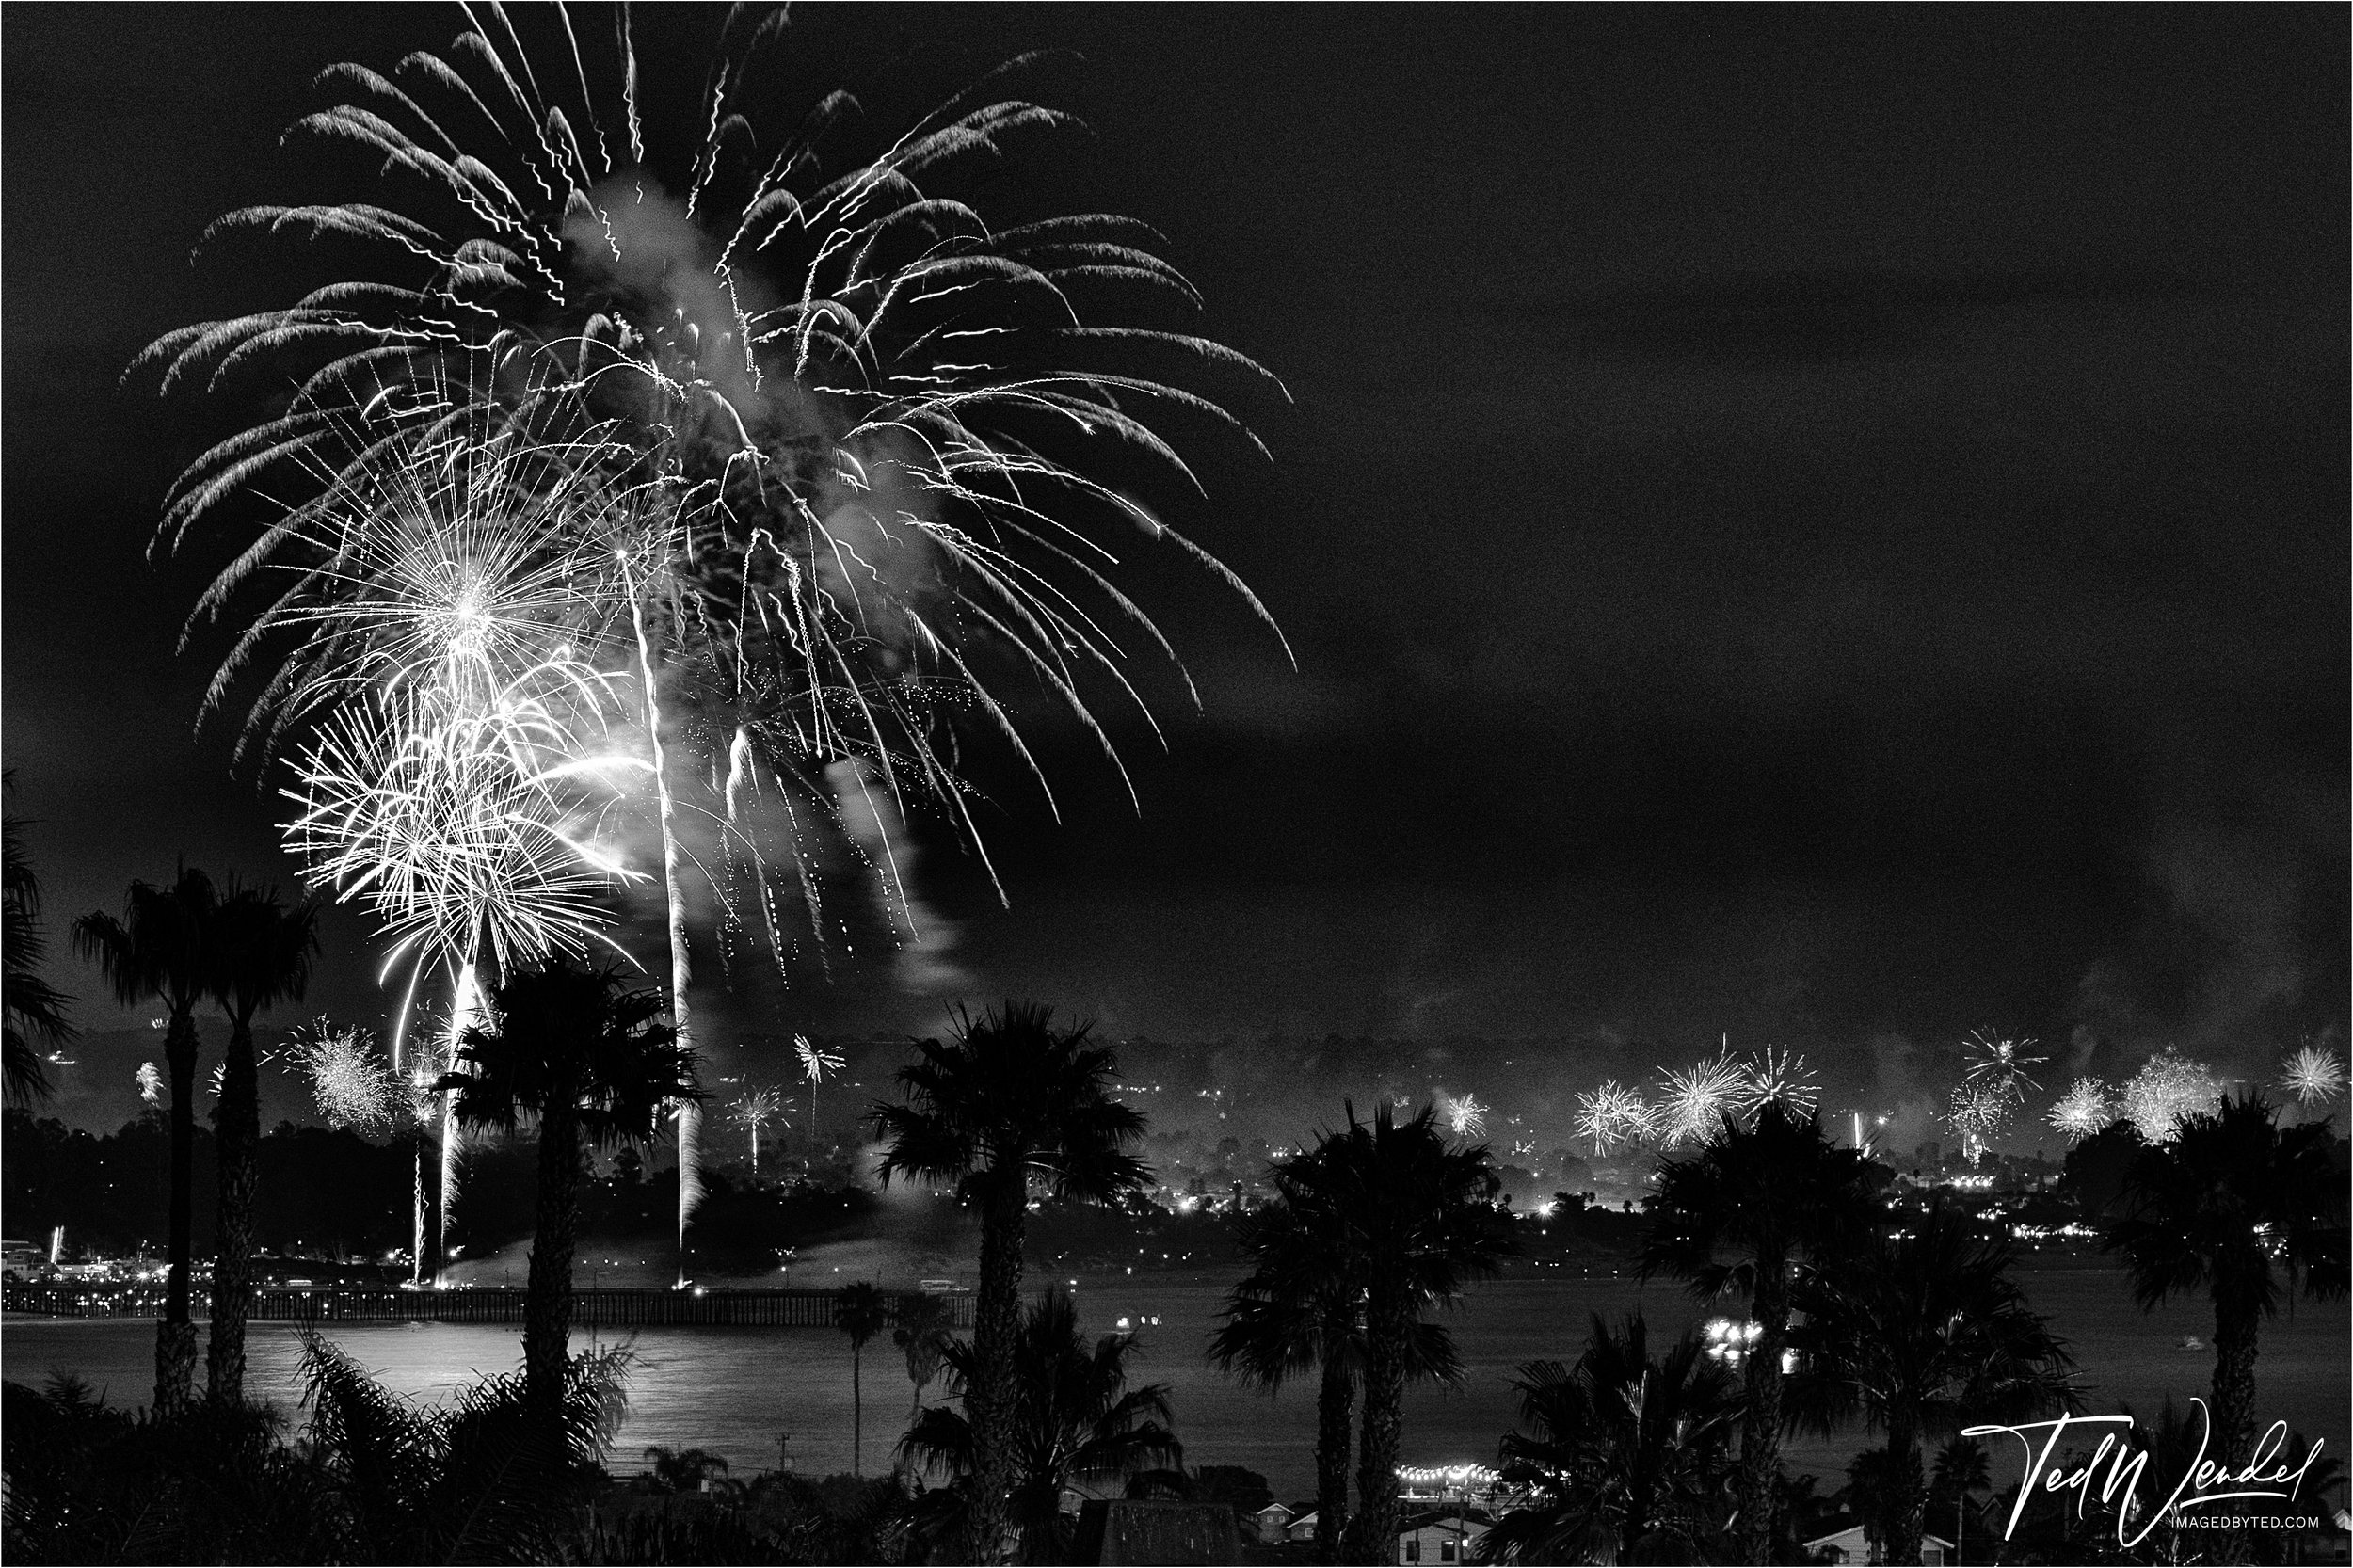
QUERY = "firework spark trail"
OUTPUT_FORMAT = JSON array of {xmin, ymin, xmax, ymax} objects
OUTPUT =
[
  {"xmin": 1573, "ymin": 1081, "xmax": 1655, "ymax": 1157},
  {"xmin": 2277, "ymin": 1045, "xmax": 2347, "ymax": 1108},
  {"xmin": 2119, "ymin": 1049, "xmax": 2222, "ymax": 1144},
  {"xmin": 1656, "ymin": 1052, "xmax": 1746, "ymax": 1146},
  {"xmin": 1737, "ymin": 1047, "xmax": 1819, "ymax": 1121},
  {"xmin": 2046, "ymin": 1077, "xmax": 2116, "ymax": 1144}
]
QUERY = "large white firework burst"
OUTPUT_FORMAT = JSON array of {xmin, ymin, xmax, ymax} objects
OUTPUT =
[
  {"xmin": 2276, "ymin": 1045, "xmax": 2347, "ymax": 1108},
  {"xmin": 1573, "ymin": 1080, "xmax": 1656, "ymax": 1156},
  {"xmin": 2046, "ymin": 1078, "xmax": 2116, "ymax": 1144},
  {"xmin": 1737, "ymin": 1047, "xmax": 1819, "ymax": 1121},
  {"xmin": 2119, "ymin": 1050, "xmax": 2222, "ymax": 1144},
  {"xmin": 1435, "ymin": 1092, "xmax": 1488, "ymax": 1140},
  {"xmin": 1656, "ymin": 1052, "xmax": 1747, "ymax": 1146}
]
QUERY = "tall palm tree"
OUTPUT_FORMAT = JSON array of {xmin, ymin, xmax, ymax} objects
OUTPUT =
[
  {"xmin": 895, "ymin": 1291, "xmax": 955, "ymax": 1426},
  {"xmin": 4, "ymin": 780, "xmax": 73, "ymax": 1105},
  {"xmin": 900, "ymin": 1287, "xmax": 1182, "ymax": 1566},
  {"xmin": 439, "ymin": 958, "xmax": 697, "ymax": 1441},
  {"xmin": 2103, "ymin": 1094, "xmax": 2349, "ymax": 1482},
  {"xmin": 203, "ymin": 880, "xmax": 320, "ymax": 1404},
  {"xmin": 1478, "ymin": 1314, "xmax": 1741, "ymax": 1564},
  {"xmin": 1275, "ymin": 1104, "xmax": 1513, "ymax": 1565},
  {"xmin": 872, "ymin": 1001, "xmax": 1149, "ymax": 1563},
  {"xmin": 836, "ymin": 1280, "xmax": 891, "ymax": 1477},
  {"xmin": 1209, "ymin": 1157, "xmax": 1466, "ymax": 1563},
  {"xmin": 1638, "ymin": 1102, "xmax": 1874, "ymax": 1565},
  {"xmin": 74, "ymin": 866, "xmax": 221, "ymax": 1415},
  {"xmin": 1929, "ymin": 1434, "xmax": 1991, "ymax": 1567},
  {"xmin": 1788, "ymin": 1200, "xmax": 2079, "ymax": 1567}
]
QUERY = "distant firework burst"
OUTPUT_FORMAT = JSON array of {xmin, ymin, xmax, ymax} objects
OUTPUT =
[
  {"xmin": 1574, "ymin": 1081, "xmax": 1656, "ymax": 1156},
  {"xmin": 1439, "ymin": 1093, "xmax": 1489, "ymax": 1140},
  {"xmin": 1738, "ymin": 1047, "xmax": 1819, "ymax": 1120},
  {"xmin": 2277, "ymin": 1045, "xmax": 2347, "ymax": 1108},
  {"xmin": 1657, "ymin": 1053, "xmax": 1747, "ymax": 1145},
  {"xmin": 286, "ymin": 1021, "xmax": 405, "ymax": 1134},
  {"xmin": 1947, "ymin": 1083, "xmax": 2009, "ymax": 1166},
  {"xmin": 1962, "ymin": 1030, "xmax": 2047, "ymax": 1101},
  {"xmin": 2120, "ymin": 1050, "xmax": 2222, "ymax": 1144},
  {"xmin": 2046, "ymin": 1078, "xmax": 2117, "ymax": 1144},
  {"xmin": 136, "ymin": 1062, "xmax": 163, "ymax": 1107}
]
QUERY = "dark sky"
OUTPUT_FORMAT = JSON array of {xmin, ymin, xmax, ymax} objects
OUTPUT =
[{"xmin": 5, "ymin": 5, "xmax": 2345, "ymax": 1109}]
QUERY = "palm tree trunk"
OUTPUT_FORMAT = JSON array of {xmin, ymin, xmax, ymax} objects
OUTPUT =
[
  {"xmin": 1314, "ymin": 1335, "xmax": 1355, "ymax": 1564},
  {"xmin": 967, "ymin": 1179, "xmax": 1028, "ymax": 1564},
  {"xmin": 205, "ymin": 1012, "xmax": 262, "ymax": 1403},
  {"xmin": 1342, "ymin": 1294, "xmax": 1411, "ymax": 1566},
  {"xmin": 1884, "ymin": 1416, "xmax": 1926, "ymax": 1568},
  {"xmin": 154, "ymin": 1007, "xmax": 200, "ymax": 1416},
  {"xmin": 853, "ymin": 1343, "xmax": 864, "ymax": 1478},
  {"xmin": 1737, "ymin": 1253, "xmax": 1790, "ymax": 1566},
  {"xmin": 2206, "ymin": 1293, "xmax": 2262, "ymax": 1565},
  {"xmin": 525, "ymin": 1102, "xmax": 583, "ymax": 1439}
]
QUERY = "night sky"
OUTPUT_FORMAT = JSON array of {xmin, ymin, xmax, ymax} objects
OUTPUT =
[{"xmin": 5, "ymin": 6, "xmax": 2345, "ymax": 1112}]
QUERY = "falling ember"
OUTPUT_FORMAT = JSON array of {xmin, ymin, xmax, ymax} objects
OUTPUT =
[
  {"xmin": 2046, "ymin": 1078, "xmax": 2117, "ymax": 1143},
  {"xmin": 2277, "ymin": 1045, "xmax": 2347, "ymax": 1107},
  {"xmin": 2119, "ymin": 1049, "xmax": 2222, "ymax": 1144},
  {"xmin": 1574, "ymin": 1080, "xmax": 1656, "ymax": 1156},
  {"xmin": 1438, "ymin": 1092, "xmax": 1489, "ymax": 1139},
  {"xmin": 1738, "ymin": 1047, "xmax": 1819, "ymax": 1121},
  {"xmin": 1656, "ymin": 1052, "xmax": 1747, "ymax": 1146}
]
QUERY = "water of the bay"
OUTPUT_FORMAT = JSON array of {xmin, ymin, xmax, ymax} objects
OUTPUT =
[{"xmin": 8, "ymin": 1258, "xmax": 2346, "ymax": 1505}]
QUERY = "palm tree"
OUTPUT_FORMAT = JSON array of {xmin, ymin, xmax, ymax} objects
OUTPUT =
[
  {"xmin": 2103, "ymin": 1094, "xmax": 2349, "ymax": 1480},
  {"xmin": 1209, "ymin": 1155, "xmax": 1466, "ymax": 1563},
  {"xmin": 1274, "ymin": 1104, "xmax": 1513, "ymax": 1565},
  {"xmin": 4, "ymin": 780, "xmax": 73, "ymax": 1105},
  {"xmin": 74, "ymin": 867, "xmax": 221, "ymax": 1415},
  {"xmin": 896, "ymin": 1291, "xmax": 955, "ymax": 1426},
  {"xmin": 836, "ymin": 1281, "xmax": 891, "ymax": 1477},
  {"xmin": 439, "ymin": 958, "xmax": 697, "ymax": 1441},
  {"xmin": 1788, "ymin": 1200, "xmax": 2078, "ymax": 1566},
  {"xmin": 203, "ymin": 881, "xmax": 320, "ymax": 1405},
  {"xmin": 900, "ymin": 1287, "xmax": 1182, "ymax": 1565},
  {"xmin": 1929, "ymin": 1434, "xmax": 1991, "ymax": 1567},
  {"xmin": 1638, "ymin": 1102, "xmax": 1874, "ymax": 1564},
  {"xmin": 1478, "ymin": 1314, "xmax": 1741, "ymax": 1564},
  {"xmin": 872, "ymin": 1001, "xmax": 1149, "ymax": 1562}
]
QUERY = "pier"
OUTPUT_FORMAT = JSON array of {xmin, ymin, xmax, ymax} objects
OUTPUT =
[{"xmin": 2, "ymin": 1283, "xmax": 973, "ymax": 1330}]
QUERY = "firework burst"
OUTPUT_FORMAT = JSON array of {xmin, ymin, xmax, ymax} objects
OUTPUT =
[
  {"xmin": 285, "ymin": 1021, "xmax": 405, "ymax": 1134},
  {"xmin": 1656, "ymin": 1052, "xmax": 1747, "ymax": 1145},
  {"xmin": 1962, "ymin": 1030, "xmax": 2047, "ymax": 1101},
  {"xmin": 1573, "ymin": 1081, "xmax": 1657, "ymax": 1157},
  {"xmin": 1947, "ymin": 1083, "xmax": 2009, "ymax": 1165},
  {"xmin": 729, "ymin": 1088, "xmax": 786, "ymax": 1172},
  {"xmin": 2046, "ymin": 1078, "xmax": 2116, "ymax": 1144},
  {"xmin": 136, "ymin": 1061, "xmax": 163, "ymax": 1107},
  {"xmin": 2276, "ymin": 1045, "xmax": 2347, "ymax": 1108},
  {"xmin": 1437, "ymin": 1092, "xmax": 1489, "ymax": 1140},
  {"xmin": 2119, "ymin": 1050, "xmax": 2222, "ymax": 1144},
  {"xmin": 1737, "ymin": 1048, "xmax": 1819, "ymax": 1121}
]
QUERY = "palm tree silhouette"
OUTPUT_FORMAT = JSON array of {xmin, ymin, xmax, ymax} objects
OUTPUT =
[
  {"xmin": 439, "ymin": 958, "xmax": 697, "ymax": 1441},
  {"xmin": 1481, "ymin": 1313, "xmax": 1740, "ymax": 1564},
  {"xmin": 872, "ymin": 1000, "xmax": 1149, "ymax": 1562},
  {"xmin": 1929, "ymin": 1434, "xmax": 1992, "ymax": 1566},
  {"xmin": 2103, "ymin": 1093, "xmax": 2349, "ymax": 1477},
  {"xmin": 836, "ymin": 1280, "xmax": 891, "ymax": 1477},
  {"xmin": 900, "ymin": 1287, "xmax": 1182, "ymax": 1564},
  {"xmin": 1210, "ymin": 1145, "xmax": 1466, "ymax": 1562},
  {"xmin": 895, "ymin": 1290, "xmax": 955, "ymax": 1426},
  {"xmin": 202, "ymin": 880, "xmax": 320, "ymax": 1404},
  {"xmin": 74, "ymin": 866, "xmax": 221, "ymax": 1415},
  {"xmin": 1638, "ymin": 1101, "xmax": 1875, "ymax": 1565},
  {"xmin": 4, "ymin": 779, "xmax": 73, "ymax": 1105},
  {"xmin": 1789, "ymin": 1200, "xmax": 2078, "ymax": 1566},
  {"xmin": 1278, "ymin": 1104, "xmax": 1513, "ymax": 1565}
]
